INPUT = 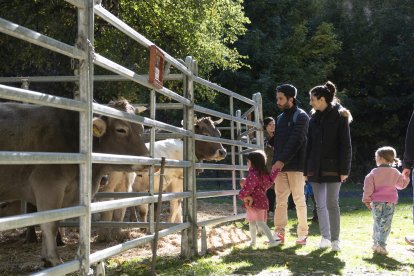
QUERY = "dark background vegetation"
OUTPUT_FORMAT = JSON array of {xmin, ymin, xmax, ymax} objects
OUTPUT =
[{"xmin": 1, "ymin": 0, "xmax": 413, "ymax": 182}]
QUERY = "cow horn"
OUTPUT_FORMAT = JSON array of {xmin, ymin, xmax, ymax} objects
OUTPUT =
[
  {"xmin": 135, "ymin": 106, "xmax": 147, "ymax": 114},
  {"xmin": 213, "ymin": 118, "xmax": 224, "ymax": 125}
]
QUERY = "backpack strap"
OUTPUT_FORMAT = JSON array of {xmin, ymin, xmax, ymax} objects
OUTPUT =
[{"xmin": 277, "ymin": 108, "xmax": 302, "ymax": 126}]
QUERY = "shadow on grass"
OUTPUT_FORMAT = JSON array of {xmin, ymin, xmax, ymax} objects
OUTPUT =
[
  {"xmin": 362, "ymin": 253, "xmax": 414, "ymax": 272},
  {"xmin": 220, "ymin": 244, "xmax": 345, "ymax": 275}
]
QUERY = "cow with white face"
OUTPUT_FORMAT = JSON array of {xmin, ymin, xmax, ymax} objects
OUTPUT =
[
  {"xmin": 134, "ymin": 117, "xmax": 227, "ymax": 223},
  {"xmin": 98, "ymin": 117, "xmax": 226, "ymax": 240},
  {"xmin": 0, "ymin": 99, "xmax": 149, "ymax": 267}
]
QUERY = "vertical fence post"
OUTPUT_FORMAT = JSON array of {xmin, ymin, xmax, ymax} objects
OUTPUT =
[
  {"xmin": 149, "ymin": 89, "xmax": 156, "ymax": 234},
  {"xmin": 230, "ymin": 97, "xmax": 237, "ymax": 215},
  {"xmin": 181, "ymin": 56, "xmax": 196, "ymax": 257},
  {"xmin": 77, "ymin": 0, "xmax": 94, "ymax": 274},
  {"xmin": 253, "ymin": 93, "xmax": 264, "ymax": 148}
]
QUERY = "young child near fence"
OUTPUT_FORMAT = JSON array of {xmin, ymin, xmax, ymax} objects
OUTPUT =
[
  {"xmin": 239, "ymin": 150, "xmax": 280, "ymax": 248},
  {"xmin": 363, "ymin": 146, "xmax": 410, "ymax": 255}
]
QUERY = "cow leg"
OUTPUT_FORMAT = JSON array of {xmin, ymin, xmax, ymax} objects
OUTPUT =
[
  {"xmin": 32, "ymin": 168, "xmax": 66, "ymax": 267},
  {"xmin": 40, "ymin": 221, "xmax": 62, "ymax": 267},
  {"xmin": 109, "ymin": 207, "xmax": 128, "ymax": 240},
  {"xmin": 137, "ymin": 204, "xmax": 148, "ymax": 223},
  {"xmin": 97, "ymin": 206, "xmax": 114, "ymax": 242},
  {"xmin": 56, "ymin": 229, "xmax": 65, "ymax": 246},
  {"xmin": 169, "ymin": 199, "xmax": 183, "ymax": 223},
  {"xmin": 25, "ymin": 203, "xmax": 38, "ymax": 243}
]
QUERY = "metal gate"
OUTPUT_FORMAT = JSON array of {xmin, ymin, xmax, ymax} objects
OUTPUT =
[{"xmin": 0, "ymin": 1, "xmax": 264, "ymax": 275}]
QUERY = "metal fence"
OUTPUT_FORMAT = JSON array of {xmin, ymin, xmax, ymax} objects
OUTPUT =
[{"xmin": 0, "ymin": 1, "xmax": 264, "ymax": 275}]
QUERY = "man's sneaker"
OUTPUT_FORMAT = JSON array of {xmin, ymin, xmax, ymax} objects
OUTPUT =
[
  {"xmin": 273, "ymin": 232, "xmax": 285, "ymax": 245},
  {"xmin": 405, "ymin": 236, "xmax": 414, "ymax": 246},
  {"xmin": 376, "ymin": 246, "xmax": 388, "ymax": 255},
  {"xmin": 296, "ymin": 236, "xmax": 307, "ymax": 245},
  {"xmin": 319, "ymin": 238, "xmax": 331, "ymax": 249},
  {"xmin": 372, "ymin": 244, "xmax": 380, "ymax": 253},
  {"xmin": 331, "ymin": 240, "xmax": 340, "ymax": 251}
]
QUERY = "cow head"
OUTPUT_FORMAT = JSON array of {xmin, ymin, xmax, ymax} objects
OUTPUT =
[
  {"xmin": 194, "ymin": 117, "xmax": 227, "ymax": 161},
  {"xmin": 93, "ymin": 99, "xmax": 149, "ymax": 171}
]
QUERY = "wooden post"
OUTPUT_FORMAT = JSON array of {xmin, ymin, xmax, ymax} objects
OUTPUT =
[{"xmin": 151, "ymin": 157, "xmax": 166, "ymax": 275}]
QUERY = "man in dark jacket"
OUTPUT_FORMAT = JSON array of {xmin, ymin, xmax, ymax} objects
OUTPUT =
[
  {"xmin": 272, "ymin": 84, "xmax": 309, "ymax": 245},
  {"xmin": 403, "ymin": 111, "xmax": 414, "ymax": 246}
]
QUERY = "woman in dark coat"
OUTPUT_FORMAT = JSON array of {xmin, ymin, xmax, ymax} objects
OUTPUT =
[
  {"xmin": 304, "ymin": 81, "xmax": 352, "ymax": 252},
  {"xmin": 263, "ymin": 117, "xmax": 276, "ymax": 213}
]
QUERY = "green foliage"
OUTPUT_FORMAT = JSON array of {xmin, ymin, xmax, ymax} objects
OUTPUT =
[
  {"xmin": 213, "ymin": 0, "xmax": 414, "ymax": 180},
  {"xmin": 0, "ymin": 0, "xmax": 249, "ymax": 103}
]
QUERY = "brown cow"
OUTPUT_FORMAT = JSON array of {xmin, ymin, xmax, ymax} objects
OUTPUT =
[
  {"xmin": 0, "ymin": 99, "xmax": 149, "ymax": 267},
  {"xmin": 98, "ymin": 117, "xmax": 226, "ymax": 240}
]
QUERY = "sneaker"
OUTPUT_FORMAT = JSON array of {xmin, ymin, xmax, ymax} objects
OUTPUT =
[
  {"xmin": 376, "ymin": 246, "xmax": 388, "ymax": 255},
  {"xmin": 268, "ymin": 240, "xmax": 281, "ymax": 248},
  {"xmin": 331, "ymin": 240, "xmax": 340, "ymax": 251},
  {"xmin": 296, "ymin": 236, "xmax": 308, "ymax": 245},
  {"xmin": 372, "ymin": 244, "xmax": 379, "ymax": 253},
  {"xmin": 273, "ymin": 232, "xmax": 285, "ymax": 245},
  {"xmin": 319, "ymin": 238, "xmax": 331, "ymax": 249},
  {"xmin": 405, "ymin": 236, "xmax": 414, "ymax": 246}
]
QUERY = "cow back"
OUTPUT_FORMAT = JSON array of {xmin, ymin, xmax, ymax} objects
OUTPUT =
[{"xmin": 0, "ymin": 103, "xmax": 78, "ymax": 152}]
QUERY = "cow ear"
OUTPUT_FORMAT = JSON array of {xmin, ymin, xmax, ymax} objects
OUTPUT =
[
  {"xmin": 213, "ymin": 118, "xmax": 223, "ymax": 125},
  {"xmin": 93, "ymin": 118, "xmax": 107, "ymax": 137},
  {"xmin": 135, "ymin": 106, "xmax": 147, "ymax": 114}
]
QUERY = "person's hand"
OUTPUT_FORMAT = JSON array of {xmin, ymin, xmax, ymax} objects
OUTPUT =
[
  {"xmin": 403, "ymin": 168, "xmax": 411, "ymax": 178},
  {"xmin": 244, "ymin": 196, "xmax": 253, "ymax": 208},
  {"xmin": 340, "ymin": 175, "xmax": 348, "ymax": 182},
  {"xmin": 364, "ymin": 202, "xmax": 372, "ymax": 210},
  {"xmin": 240, "ymin": 178, "xmax": 246, "ymax": 188},
  {"xmin": 272, "ymin": 161, "xmax": 284, "ymax": 171}
]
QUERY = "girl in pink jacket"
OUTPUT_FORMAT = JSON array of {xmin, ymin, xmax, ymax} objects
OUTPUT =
[
  {"xmin": 363, "ymin": 146, "xmax": 410, "ymax": 255},
  {"xmin": 239, "ymin": 150, "xmax": 280, "ymax": 247}
]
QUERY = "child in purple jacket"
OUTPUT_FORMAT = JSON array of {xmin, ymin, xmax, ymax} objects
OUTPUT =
[
  {"xmin": 363, "ymin": 146, "xmax": 410, "ymax": 255},
  {"xmin": 239, "ymin": 150, "xmax": 280, "ymax": 247}
]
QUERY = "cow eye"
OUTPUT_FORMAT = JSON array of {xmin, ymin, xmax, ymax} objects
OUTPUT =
[{"xmin": 116, "ymin": 126, "xmax": 128, "ymax": 135}]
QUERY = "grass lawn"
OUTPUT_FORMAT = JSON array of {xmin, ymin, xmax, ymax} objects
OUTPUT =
[{"xmin": 104, "ymin": 185, "xmax": 414, "ymax": 275}]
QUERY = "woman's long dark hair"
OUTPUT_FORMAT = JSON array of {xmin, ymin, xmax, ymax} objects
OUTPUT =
[{"xmin": 247, "ymin": 150, "xmax": 269, "ymax": 175}]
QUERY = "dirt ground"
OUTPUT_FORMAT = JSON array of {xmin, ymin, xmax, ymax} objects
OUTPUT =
[{"xmin": 0, "ymin": 201, "xmax": 248, "ymax": 275}]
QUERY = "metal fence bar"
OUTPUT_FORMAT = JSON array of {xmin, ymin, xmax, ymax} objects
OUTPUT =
[
  {"xmin": 0, "ymin": 74, "xmax": 183, "ymax": 83},
  {"xmin": 0, "ymin": 84, "xmax": 86, "ymax": 111},
  {"xmin": 193, "ymin": 133, "xmax": 261, "ymax": 148},
  {"xmin": 77, "ymin": 1, "xmax": 94, "ymax": 273},
  {"xmin": 0, "ymin": 17, "xmax": 85, "ymax": 59},
  {"xmin": 196, "ymin": 190, "xmax": 238, "ymax": 199},
  {"xmin": 0, "ymin": 152, "xmax": 85, "ymax": 164},
  {"xmin": 93, "ymin": 103, "xmax": 190, "ymax": 135},
  {"xmin": 194, "ymin": 104, "xmax": 259, "ymax": 128},
  {"xmin": 197, "ymin": 213, "xmax": 246, "ymax": 228},
  {"xmin": 64, "ymin": 0, "xmax": 85, "ymax": 9},
  {"xmin": 90, "ymin": 192, "xmax": 190, "ymax": 214},
  {"xmin": 93, "ymin": 4, "xmax": 190, "ymax": 76},
  {"xmin": 193, "ymin": 75, "xmax": 255, "ymax": 105},
  {"xmin": 93, "ymin": 54, "xmax": 191, "ymax": 105},
  {"xmin": 0, "ymin": 206, "xmax": 85, "ymax": 231},
  {"xmin": 91, "ymin": 153, "xmax": 190, "ymax": 167},
  {"xmin": 88, "ymin": 222, "xmax": 190, "ymax": 265},
  {"xmin": 31, "ymin": 259, "xmax": 81, "ymax": 276},
  {"xmin": 60, "ymin": 221, "xmax": 181, "ymax": 229}
]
